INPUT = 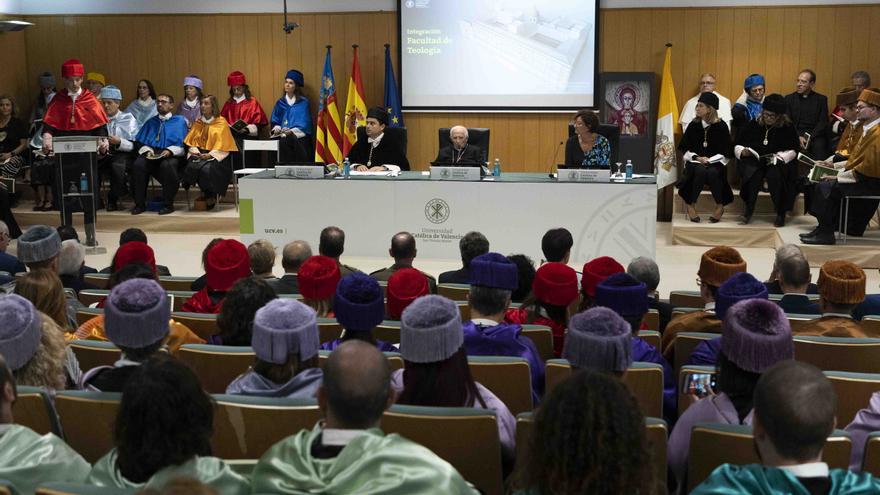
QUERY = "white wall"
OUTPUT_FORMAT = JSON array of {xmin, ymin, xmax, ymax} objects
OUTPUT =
[{"xmin": 0, "ymin": 0, "xmax": 21, "ymax": 14}]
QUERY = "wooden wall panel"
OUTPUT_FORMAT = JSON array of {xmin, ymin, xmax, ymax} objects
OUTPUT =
[
  {"xmin": 0, "ymin": 14, "xmax": 29, "ymax": 119},
  {"xmin": 2, "ymin": 5, "xmax": 880, "ymax": 172}
]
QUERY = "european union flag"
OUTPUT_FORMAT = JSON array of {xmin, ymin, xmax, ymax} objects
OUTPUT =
[{"xmin": 383, "ymin": 44, "xmax": 404, "ymax": 128}]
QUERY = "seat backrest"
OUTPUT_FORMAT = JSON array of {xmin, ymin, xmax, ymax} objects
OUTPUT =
[
  {"xmin": 13, "ymin": 386, "xmax": 60, "ymax": 435},
  {"xmin": 359, "ymin": 126, "xmax": 407, "ymax": 156},
  {"xmin": 54, "ymin": 391, "xmax": 122, "ymax": 463},
  {"xmin": 438, "ymin": 283, "xmax": 469, "ymax": 301},
  {"xmin": 638, "ymin": 330, "xmax": 661, "ymax": 352},
  {"xmin": 170, "ymin": 312, "xmax": 220, "ymax": 340},
  {"xmin": 383, "ymin": 404, "xmax": 503, "ymax": 495},
  {"xmin": 211, "ymin": 394, "xmax": 321, "ymax": 459},
  {"xmin": 860, "ymin": 316, "xmax": 880, "ymax": 337},
  {"xmin": 158, "ymin": 276, "xmax": 199, "ymax": 292},
  {"xmin": 544, "ymin": 359, "xmax": 572, "ymax": 395},
  {"xmin": 169, "ymin": 290, "xmax": 196, "ymax": 311},
  {"xmin": 669, "ymin": 290, "xmax": 703, "ymax": 308},
  {"xmin": 787, "ymin": 313, "xmax": 820, "ymax": 332},
  {"xmin": 74, "ymin": 307, "xmax": 104, "ymax": 327},
  {"xmin": 242, "ymin": 139, "xmax": 279, "ymax": 152},
  {"xmin": 82, "ymin": 273, "xmax": 110, "ymax": 289},
  {"xmin": 77, "ymin": 290, "xmax": 108, "ymax": 308},
  {"xmin": 566, "ymin": 121, "xmax": 620, "ymax": 164},
  {"xmin": 642, "ymin": 309, "xmax": 660, "ymax": 331},
  {"xmin": 457, "ymin": 302, "xmax": 471, "ymax": 322},
  {"xmin": 69, "ymin": 340, "xmax": 119, "ymax": 371},
  {"xmin": 468, "ymin": 356, "xmax": 533, "ymax": 415},
  {"xmin": 438, "ymin": 127, "xmax": 490, "ymax": 163},
  {"xmin": 863, "ymin": 431, "xmax": 880, "ymax": 475},
  {"xmin": 824, "ymin": 371, "xmax": 880, "ymax": 425},
  {"xmin": 374, "ymin": 321, "xmax": 401, "ymax": 344},
  {"xmin": 520, "ymin": 325, "xmax": 553, "ymax": 362},
  {"xmin": 794, "ymin": 336, "xmax": 880, "ymax": 373},
  {"xmin": 687, "ymin": 423, "xmax": 852, "ymax": 492},
  {"xmin": 317, "ymin": 318, "xmax": 343, "ymax": 344},
  {"xmin": 178, "ymin": 344, "xmax": 255, "ymax": 394},
  {"xmin": 674, "ymin": 332, "xmax": 718, "ymax": 373},
  {"xmin": 545, "ymin": 359, "xmax": 662, "ymax": 418}
]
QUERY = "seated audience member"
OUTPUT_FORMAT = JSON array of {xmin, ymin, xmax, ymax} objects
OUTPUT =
[
  {"xmin": 268, "ymin": 240, "xmax": 311, "ymax": 294},
  {"xmin": 321, "ymin": 273, "xmax": 397, "ymax": 352},
  {"xmin": 662, "ymin": 245, "xmax": 746, "ymax": 358},
  {"xmin": 190, "ymin": 237, "xmax": 223, "ymax": 291},
  {"xmin": 668, "ymin": 298, "xmax": 793, "ymax": 490},
  {"xmin": 627, "ymin": 256, "xmax": 673, "ymax": 333},
  {"xmin": 439, "ymin": 231, "xmax": 489, "ymax": 284},
  {"xmin": 731, "ymin": 74, "xmax": 766, "ymax": 133},
  {"xmin": 795, "ymin": 260, "xmax": 871, "ymax": 337},
  {"xmin": 97, "ymin": 84, "xmax": 138, "ymax": 212},
  {"xmin": 248, "ymin": 239, "xmax": 276, "ymax": 281},
  {"xmin": 370, "ymin": 232, "xmax": 437, "ymax": 293},
  {"xmin": 694, "ymin": 361, "xmax": 880, "ymax": 494},
  {"xmin": 0, "ymin": 221, "xmax": 24, "ymax": 276},
  {"xmin": 100, "ymin": 228, "xmax": 172, "ymax": 275},
  {"xmin": 130, "ymin": 94, "xmax": 189, "ymax": 216},
  {"xmin": 298, "ymin": 255, "xmax": 341, "ymax": 317},
  {"xmin": 507, "ymin": 254, "xmax": 536, "ymax": 303},
  {"xmin": 386, "ymin": 267, "xmax": 430, "ymax": 320},
  {"xmin": 785, "ymin": 69, "xmax": 829, "ymax": 159},
  {"xmin": 678, "ymin": 92, "xmax": 735, "ymax": 223},
  {"xmin": 74, "ymin": 262, "xmax": 203, "ymax": 353},
  {"xmin": 227, "ymin": 298, "xmax": 322, "ymax": 398},
  {"xmin": 506, "ymin": 262, "xmax": 579, "ymax": 357},
  {"xmin": 462, "ymin": 252, "xmax": 544, "ymax": 402},
  {"xmin": 348, "ymin": 107, "xmax": 410, "ymax": 171},
  {"xmin": 124, "ymin": 79, "xmax": 158, "ymax": 128},
  {"xmin": 81, "ymin": 279, "xmax": 171, "ymax": 391},
  {"xmin": 511, "ymin": 369, "xmax": 654, "ymax": 494},
  {"xmin": 212, "ymin": 276, "xmax": 277, "ymax": 346},
  {"xmin": 58, "ymin": 239, "xmax": 97, "ymax": 294},
  {"xmin": 16, "ymin": 225, "xmax": 84, "ymax": 323},
  {"xmin": 28, "ymin": 72, "xmax": 56, "ymax": 211},
  {"xmin": 764, "ymin": 243, "xmax": 818, "ymax": 294},
  {"xmin": 252, "ymin": 341, "xmax": 477, "ymax": 494},
  {"xmin": 680, "ymin": 73, "xmax": 733, "ymax": 131},
  {"xmin": 270, "ymin": 69, "xmax": 312, "ymax": 163},
  {"xmin": 86, "ymin": 355, "xmax": 251, "ymax": 492},
  {"xmin": 563, "ymin": 307, "xmax": 639, "ymax": 378},
  {"xmin": 735, "ymin": 93, "xmax": 801, "ymax": 226},
  {"xmin": 774, "ymin": 255, "xmax": 820, "ymax": 315},
  {"xmin": 803, "ymin": 88, "xmax": 880, "ymax": 245},
  {"xmin": 85, "ymin": 71, "xmax": 106, "ymax": 97},
  {"xmin": 833, "ymin": 71, "xmax": 871, "ymax": 119},
  {"xmin": 0, "ymin": 354, "xmax": 90, "ymax": 493},
  {"xmin": 394, "ymin": 295, "xmax": 516, "ymax": 460},
  {"xmin": 435, "ymin": 125, "xmax": 483, "ymax": 165},
  {"xmin": 15, "ymin": 268, "xmax": 73, "ymax": 332},
  {"xmin": 319, "ymin": 226, "xmax": 360, "ymax": 277},
  {"xmin": 108, "ymin": 241, "xmax": 158, "ymax": 279},
  {"xmin": 847, "ymin": 377, "xmax": 880, "ymax": 471},
  {"xmin": 579, "ymin": 255, "xmax": 625, "ymax": 309},
  {"xmin": 0, "ymin": 95, "xmax": 28, "ymax": 202},
  {"xmin": 565, "ymin": 109, "xmax": 610, "ymax": 168},
  {"xmin": 541, "ymin": 227, "xmax": 573, "ymax": 264},
  {"xmin": 221, "ymin": 71, "xmax": 268, "ymax": 170},
  {"xmin": 184, "ymin": 94, "xmax": 238, "ymax": 211},
  {"xmin": 182, "ymin": 239, "xmax": 251, "ymax": 314},
  {"xmin": 0, "ymin": 294, "xmax": 71, "ymax": 392},
  {"xmin": 177, "ymin": 75, "xmax": 204, "ymax": 127}
]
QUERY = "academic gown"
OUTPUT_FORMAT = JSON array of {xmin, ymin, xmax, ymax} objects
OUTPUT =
[
  {"xmin": 73, "ymin": 315, "xmax": 205, "ymax": 353},
  {"xmin": 735, "ymin": 119, "xmax": 801, "ymax": 215},
  {"xmin": 42, "ymin": 88, "xmax": 108, "ymax": 133},
  {"xmin": 632, "ymin": 336, "xmax": 677, "ymax": 421},
  {"xmin": 250, "ymin": 424, "xmax": 478, "ymax": 494},
  {"xmin": 0, "ymin": 425, "xmax": 91, "ymax": 494},
  {"xmin": 177, "ymin": 98, "xmax": 202, "ymax": 127},
  {"xmin": 836, "ymin": 121, "xmax": 864, "ymax": 158},
  {"xmin": 134, "ymin": 114, "xmax": 189, "ymax": 152},
  {"xmin": 686, "ymin": 336, "xmax": 722, "ymax": 367},
  {"xmin": 270, "ymin": 96, "xmax": 313, "ymax": 163},
  {"xmin": 226, "ymin": 367, "xmax": 323, "ymax": 399},
  {"xmin": 348, "ymin": 134, "xmax": 410, "ymax": 171},
  {"xmin": 183, "ymin": 116, "xmax": 239, "ymax": 195},
  {"xmin": 435, "ymin": 144, "xmax": 484, "ymax": 165},
  {"xmin": 124, "ymin": 98, "xmax": 158, "ymax": 128},
  {"xmin": 691, "ymin": 464, "xmax": 880, "ymax": 495},
  {"xmin": 677, "ymin": 119, "xmax": 735, "ymax": 205},
  {"xmin": 462, "ymin": 321, "xmax": 545, "ymax": 403},
  {"xmin": 793, "ymin": 315, "xmax": 875, "ymax": 338},
  {"xmin": 181, "ymin": 289, "xmax": 226, "ymax": 314},
  {"xmin": 847, "ymin": 391, "xmax": 880, "ymax": 471},
  {"xmin": 221, "ymin": 97, "xmax": 268, "ymax": 128},
  {"xmin": 86, "ymin": 449, "xmax": 250, "ymax": 495},
  {"xmin": 320, "ymin": 335, "xmax": 398, "ymax": 353},
  {"xmin": 661, "ymin": 309, "xmax": 722, "ymax": 361},
  {"xmin": 504, "ymin": 307, "xmax": 567, "ymax": 357}
]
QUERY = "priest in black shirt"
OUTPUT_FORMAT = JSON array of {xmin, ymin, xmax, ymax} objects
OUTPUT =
[
  {"xmin": 434, "ymin": 125, "xmax": 483, "ymax": 165},
  {"xmin": 785, "ymin": 69, "xmax": 830, "ymax": 159},
  {"xmin": 734, "ymin": 94, "xmax": 801, "ymax": 226},
  {"xmin": 348, "ymin": 107, "xmax": 410, "ymax": 171}
]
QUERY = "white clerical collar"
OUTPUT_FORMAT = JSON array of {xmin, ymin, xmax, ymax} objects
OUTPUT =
[
  {"xmin": 285, "ymin": 94, "xmax": 297, "ymax": 106},
  {"xmin": 863, "ymin": 117, "xmax": 880, "ymax": 134},
  {"xmin": 822, "ymin": 312, "xmax": 853, "ymax": 319},
  {"xmin": 137, "ymin": 97, "xmax": 154, "ymax": 107},
  {"xmin": 701, "ymin": 120, "xmax": 711, "ymax": 129},
  {"xmin": 184, "ymin": 98, "xmax": 198, "ymax": 108},
  {"xmin": 69, "ymin": 87, "xmax": 83, "ymax": 98},
  {"xmin": 201, "ymin": 116, "xmax": 214, "ymax": 124},
  {"xmin": 368, "ymin": 132, "xmax": 384, "ymax": 147},
  {"xmin": 322, "ymin": 428, "xmax": 368, "ymax": 446},
  {"xmin": 778, "ymin": 462, "xmax": 829, "ymax": 478},
  {"xmin": 472, "ymin": 318, "xmax": 500, "ymax": 327},
  {"xmin": 158, "ymin": 112, "xmax": 172, "ymax": 121},
  {"xmin": 233, "ymin": 94, "xmax": 246, "ymax": 103}
]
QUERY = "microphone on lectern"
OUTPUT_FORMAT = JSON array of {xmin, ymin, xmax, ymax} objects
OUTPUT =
[{"xmin": 547, "ymin": 140, "xmax": 565, "ymax": 177}]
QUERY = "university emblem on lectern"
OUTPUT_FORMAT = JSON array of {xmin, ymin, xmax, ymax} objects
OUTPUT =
[{"xmin": 425, "ymin": 198, "xmax": 450, "ymax": 224}]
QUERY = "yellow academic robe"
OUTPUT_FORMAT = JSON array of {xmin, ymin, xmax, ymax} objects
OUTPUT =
[
  {"xmin": 794, "ymin": 316, "xmax": 874, "ymax": 338},
  {"xmin": 184, "ymin": 116, "xmax": 239, "ymax": 152},
  {"xmin": 846, "ymin": 125, "xmax": 880, "ymax": 178},
  {"xmin": 837, "ymin": 121, "xmax": 863, "ymax": 157},
  {"xmin": 661, "ymin": 310, "xmax": 722, "ymax": 361}
]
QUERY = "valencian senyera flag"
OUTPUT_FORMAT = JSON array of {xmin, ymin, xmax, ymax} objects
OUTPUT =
[
  {"xmin": 315, "ymin": 46, "xmax": 343, "ymax": 165},
  {"xmin": 654, "ymin": 43, "xmax": 679, "ymax": 189}
]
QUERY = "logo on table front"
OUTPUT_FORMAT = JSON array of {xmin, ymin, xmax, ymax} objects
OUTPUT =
[
  {"xmin": 425, "ymin": 198, "xmax": 450, "ymax": 224},
  {"xmin": 568, "ymin": 171, "xmax": 578, "ymax": 180},
  {"xmin": 440, "ymin": 168, "xmax": 450, "ymax": 179}
]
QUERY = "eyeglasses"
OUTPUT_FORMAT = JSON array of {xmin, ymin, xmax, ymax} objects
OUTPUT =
[
  {"xmin": 700, "ymin": 80, "xmax": 714, "ymax": 85},
  {"xmin": 156, "ymin": 99, "xmax": 171, "ymax": 104}
]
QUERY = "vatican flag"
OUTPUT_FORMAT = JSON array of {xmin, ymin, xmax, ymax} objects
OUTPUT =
[{"xmin": 654, "ymin": 44, "xmax": 679, "ymax": 189}]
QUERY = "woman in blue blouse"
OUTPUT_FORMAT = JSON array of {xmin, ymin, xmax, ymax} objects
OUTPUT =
[
  {"xmin": 565, "ymin": 110, "xmax": 611, "ymax": 168},
  {"xmin": 270, "ymin": 69, "xmax": 312, "ymax": 163}
]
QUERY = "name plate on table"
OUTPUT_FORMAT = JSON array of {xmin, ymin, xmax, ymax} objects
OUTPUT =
[
  {"xmin": 275, "ymin": 166, "xmax": 324, "ymax": 179},
  {"xmin": 53, "ymin": 136, "xmax": 98, "ymax": 154},
  {"xmin": 430, "ymin": 166, "xmax": 481, "ymax": 181},
  {"xmin": 556, "ymin": 168, "xmax": 610, "ymax": 183}
]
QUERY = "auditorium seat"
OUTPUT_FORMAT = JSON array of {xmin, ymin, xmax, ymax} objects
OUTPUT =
[
  {"xmin": 520, "ymin": 325, "xmax": 553, "ymax": 362},
  {"xmin": 178, "ymin": 344, "xmax": 255, "ymax": 394},
  {"xmin": 172, "ymin": 312, "xmax": 220, "ymax": 340},
  {"xmin": 74, "ymin": 307, "xmax": 104, "ymax": 327},
  {"xmin": 438, "ymin": 283, "xmax": 469, "ymax": 301},
  {"xmin": 687, "ymin": 423, "xmax": 852, "ymax": 492},
  {"xmin": 69, "ymin": 339, "xmax": 118, "ymax": 371},
  {"xmin": 642, "ymin": 308, "xmax": 660, "ymax": 331},
  {"xmin": 82, "ymin": 273, "xmax": 109, "ymax": 289},
  {"xmin": 545, "ymin": 360, "xmax": 663, "ymax": 418},
  {"xmin": 76, "ymin": 289, "xmax": 107, "ymax": 307},
  {"xmin": 211, "ymin": 395, "xmax": 321, "ymax": 459},
  {"xmin": 35, "ymin": 483, "xmax": 129, "ymax": 495},
  {"xmin": 437, "ymin": 127, "xmax": 490, "ymax": 163},
  {"xmin": 669, "ymin": 290, "xmax": 703, "ymax": 309},
  {"xmin": 793, "ymin": 336, "xmax": 880, "ymax": 373},
  {"xmin": 638, "ymin": 330, "xmax": 662, "ymax": 352},
  {"xmin": 861, "ymin": 316, "xmax": 880, "ymax": 336},
  {"xmin": 824, "ymin": 371, "xmax": 880, "ymax": 425},
  {"xmin": 467, "ymin": 356, "xmax": 533, "ymax": 415},
  {"xmin": 671, "ymin": 307, "xmax": 702, "ymax": 320},
  {"xmin": 317, "ymin": 318, "xmax": 343, "ymax": 343},
  {"xmin": 863, "ymin": 432, "xmax": 880, "ymax": 476},
  {"xmin": 373, "ymin": 320, "xmax": 401, "ymax": 343},
  {"xmin": 54, "ymin": 391, "xmax": 121, "ymax": 463},
  {"xmin": 673, "ymin": 332, "xmax": 717, "ymax": 373},
  {"xmin": 787, "ymin": 313, "xmax": 820, "ymax": 332},
  {"xmin": 382, "ymin": 404, "xmax": 503, "ymax": 495},
  {"xmin": 13, "ymin": 386, "xmax": 60, "ymax": 436},
  {"xmin": 157, "ymin": 276, "xmax": 199, "ymax": 292},
  {"xmin": 317, "ymin": 350, "xmax": 404, "ymax": 371}
]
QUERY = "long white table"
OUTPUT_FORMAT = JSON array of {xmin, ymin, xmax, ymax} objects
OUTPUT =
[{"xmin": 238, "ymin": 172, "xmax": 657, "ymax": 264}]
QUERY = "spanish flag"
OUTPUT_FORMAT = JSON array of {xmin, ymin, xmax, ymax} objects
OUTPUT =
[
  {"xmin": 315, "ymin": 46, "xmax": 343, "ymax": 165},
  {"xmin": 343, "ymin": 45, "xmax": 367, "ymax": 157},
  {"xmin": 654, "ymin": 44, "xmax": 679, "ymax": 189}
]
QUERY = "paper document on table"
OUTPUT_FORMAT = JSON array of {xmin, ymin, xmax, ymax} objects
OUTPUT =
[{"xmin": 349, "ymin": 170, "xmax": 399, "ymax": 177}]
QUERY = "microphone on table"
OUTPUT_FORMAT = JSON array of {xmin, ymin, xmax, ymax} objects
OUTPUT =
[{"xmin": 547, "ymin": 140, "xmax": 564, "ymax": 178}]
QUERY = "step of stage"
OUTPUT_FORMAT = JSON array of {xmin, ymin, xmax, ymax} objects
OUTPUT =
[{"xmin": 673, "ymin": 188, "xmax": 807, "ymax": 217}]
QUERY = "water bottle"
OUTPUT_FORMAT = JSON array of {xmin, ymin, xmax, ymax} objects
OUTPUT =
[
  {"xmin": 492, "ymin": 158, "xmax": 501, "ymax": 177},
  {"xmin": 343, "ymin": 157, "xmax": 351, "ymax": 178},
  {"xmin": 79, "ymin": 173, "xmax": 88, "ymax": 193},
  {"xmin": 625, "ymin": 160, "xmax": 633, "ymax": 179}
]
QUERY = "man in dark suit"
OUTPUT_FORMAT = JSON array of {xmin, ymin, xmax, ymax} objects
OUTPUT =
[
  {"xmin": 434, "ymin": 126, "xmax": 484, "ymax": 165},
  {"xmin": 764, "ymin": 244, "xmax": 818, "ymax": 294},
  {"xmin": 319, "ymin": 226, "xmax": 360, "ymax": 277},
  {"xmin": 773, "ymin": 255, "xmax": 820, "ymax": 315},
  {"xmin": 627, "ymin": 256, "xmax": 673, "ymax": 334},
  {"xmin": 784, "ymin": 69, "xmax": 829, "ymax": 159},
  {"xmin": 267, "ymin": 240, "xmax": 311, "ymax": 295},
  {"xmin": 438, "ymin": 231, "xmax": 489, "ymax": 285},
  {"xmin": 348, "ymin": 107, "xmax": 409, "ymax": 171}
]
